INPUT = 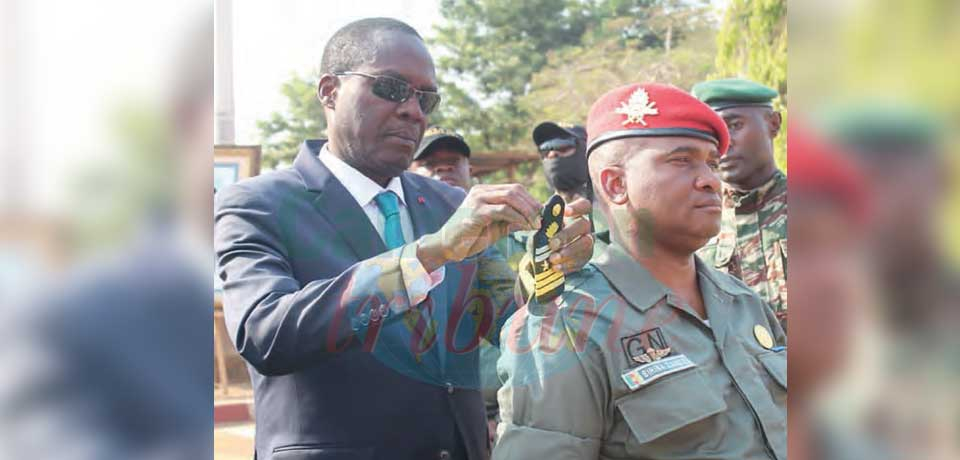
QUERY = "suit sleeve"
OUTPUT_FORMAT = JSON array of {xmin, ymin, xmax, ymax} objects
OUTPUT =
[
  {"xmin": 215, "ymin": 185, "xmax": 433, "ymax": 376},
  {"xmin": 492, "ymin": 309, "xmax": 605, "ymax": 460}
]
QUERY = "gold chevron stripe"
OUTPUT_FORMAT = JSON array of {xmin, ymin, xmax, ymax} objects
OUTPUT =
[
  {"xmin": 535, "ymin": 269, "xmax": 563, "ymax": 284},
  {"xmin": 535, "ymin": 276, "xmax": 565, "ymax": 296}
]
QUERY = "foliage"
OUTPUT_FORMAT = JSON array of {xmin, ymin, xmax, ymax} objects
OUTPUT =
[
  {"xmin": 431, "ymin": 0, "xmax": 716, "ymax": 200},
  {"xmin": 256, "ymin": 73, "xmax": 326, "ymax": 169},
  {"xmin": 711, "ymin": 0, "xmax": 788, "ymax": 171},
  {"xmin": 68, "ymin": 101, "xmax": 174, "ymax": 251},
  {"xmin": 834, "ymin": 0, "xmax": 960, "ymax": 263},
  {"xmin": 430, "ymin": 0, "xmax": 713, "ymax": 152},
  {"xmin": 506, "ymin": 14, "xmax": 717, "ymax": 200}
]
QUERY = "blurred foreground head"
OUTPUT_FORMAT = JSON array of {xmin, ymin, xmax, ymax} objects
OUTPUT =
[
  {"xmin": 821, "ymin": 104, "xmax": 957, "ymax": 331},
  {"xmin": 0, "ymin": 9, "xmax": 214, "ymax": 460},
  {"xmin": 786, "ymin": 121, "xmax": 886, "ymax": 460},
  {"xmin": 787, "ymin": 120, "xmax": 873, "ymax": 397}
]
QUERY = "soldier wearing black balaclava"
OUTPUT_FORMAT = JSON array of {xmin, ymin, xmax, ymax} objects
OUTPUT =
[
  {"xmin": 532, "ymin": 122, "xmax": 608, "ymax": 237},
  {"xmin": 533, "ymin": 122, "xmax": 591, "ymax": 202}
]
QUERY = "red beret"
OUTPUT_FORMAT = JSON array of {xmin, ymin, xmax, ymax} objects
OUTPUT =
[
  {"xmin": 788, "ymin": 120, "xmax": 872, "ymax": 226},
  {"xmin": 586, "ymin": 83, "xmax": 730, "ymax": 156}
]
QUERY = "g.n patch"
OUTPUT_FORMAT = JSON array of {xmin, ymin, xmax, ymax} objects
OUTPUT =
[
  {"xmin": 620, "ymin": 328, "xmax": 695, "ymax": 391},
  {"xmin": 621, "ymin": 328, "xmax": 671, "ymax": 365}
]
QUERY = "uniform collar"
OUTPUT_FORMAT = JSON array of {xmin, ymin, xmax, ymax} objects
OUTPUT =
[
  {"xmin": 317, "ymin": 143, "xmax": 406, "ymax": 209},
  {"xmin": 592, "ymin": 243, "xmax": 753, "ymax": 313},
  {"xmin": 724, "ymin": 169, "xmax": 785, "ymax": 209},
  {"xmin": 590, "ymin": 244, "xmax": 669, "ymax": 312}
]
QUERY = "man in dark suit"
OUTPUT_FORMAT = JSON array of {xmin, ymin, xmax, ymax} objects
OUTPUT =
[{"xmin": 214, "ymin": 18, "xmax": 593, "ymax": 460}]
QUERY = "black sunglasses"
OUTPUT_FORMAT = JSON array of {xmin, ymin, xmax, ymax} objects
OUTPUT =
[
  {"xmin": 335, "ymin": 71, "xmax": 441, "ymax": 115},
  {"xmin": 537, "ymin": 137, "xmax": 578, "ymax": 154}
]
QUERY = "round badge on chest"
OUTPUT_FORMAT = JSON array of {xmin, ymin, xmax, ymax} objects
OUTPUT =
[{"xmin": 753, "ymin": 324, "xmax": 774, "ymax": 349}]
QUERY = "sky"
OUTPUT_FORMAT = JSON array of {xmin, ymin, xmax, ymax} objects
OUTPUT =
[{"xmin": 2, "ymin": 0, "xmax": 208, "ymax": 212}]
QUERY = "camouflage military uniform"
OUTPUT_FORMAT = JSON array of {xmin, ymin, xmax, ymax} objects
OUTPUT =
[{"xmin": 698, "ymin": 171, "xmax": 787, "ymax": 319}]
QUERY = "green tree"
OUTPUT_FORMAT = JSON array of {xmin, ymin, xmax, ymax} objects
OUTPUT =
[
  {"xmin": 711, "ymin": 0, "xmax": 787, "ymax": 170},
  {"xmin": 257, "ymin": 73, "xmax": 326, "ymax": 169},
  {"xmin": 518, "ymin": 15, "xmax": 716, "ymax": 125},
  {"xmin": 430, "ymin": 0, "xmax": 712, "ymax": 153},
  {"xmin": 430, "ymin": 0, "xmax": 716, "ymax": 200},
  {"xmin": 429, "ymin": 0, "xmax": 598, "ymax": 153},
  {"xmin": 506, "ymin": 9, "xmax": 717, "ymax": 200},
  {"xmin": 68, "ymin": 101, "xmax": 174, "ymax": 251}
]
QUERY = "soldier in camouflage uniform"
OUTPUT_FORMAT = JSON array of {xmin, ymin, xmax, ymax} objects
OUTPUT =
[{"xmin": 692, "ymin": 79, "xmax": 788, "ymax": 328}]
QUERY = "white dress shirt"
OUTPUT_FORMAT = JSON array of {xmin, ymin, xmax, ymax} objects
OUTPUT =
[
  {"xmin": 318, "ymin": 144, "xmax": 444, "ymax": 306},
  {"xmin": 318, "ymin": 145, "xmax": 416, "ymax": 244}
]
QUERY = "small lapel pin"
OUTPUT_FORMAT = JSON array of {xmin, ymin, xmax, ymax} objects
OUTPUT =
[{"xmin": 417, "ymin": 196, "xmax": 425, "ymax": 204}]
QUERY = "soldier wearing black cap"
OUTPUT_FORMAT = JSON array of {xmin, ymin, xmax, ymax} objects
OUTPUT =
[
  {"xmin": 533, "ymin": 122, "xmax": 590, "ymax": 201},
  {"xmin": 533, "ymin": 121, "xmax": 609, "ymax": 237},
  {"xmin": 409, "ymin": 127, "xmax": 500, "ymax": 446},
  {"xmin": 410, "ymin": 126, "xmax": 473, "ymax": 190}
]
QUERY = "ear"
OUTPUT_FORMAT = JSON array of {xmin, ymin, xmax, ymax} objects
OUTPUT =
[
  {"xmin": 767, "ymin": 110, "xmax": 783, "ymax": 138},
  {"xmin": 599, "ymin": 166, "xmax": 629, "ymax": 206},
  {"xmin": 317, "ymin": 74, "xmax": 339, "ymax": 109}
]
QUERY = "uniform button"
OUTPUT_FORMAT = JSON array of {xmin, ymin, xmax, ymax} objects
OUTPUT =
[
  {"xmin": 446, "ymin": 382, "xmax": 454, "ymax": 394},
  {"xmin": 438, "ymin": 449, "xmax": 451, "ymax": 460},
  {"xmin": 359, "ymin": 312, "xmax": 369, "ymax": 326},
  {"xmin": 380, "ymin": 305, "xmax": 389, "ymax": 318}
]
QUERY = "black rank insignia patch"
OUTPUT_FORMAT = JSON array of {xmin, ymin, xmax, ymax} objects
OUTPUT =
[
  {"xmin": 531, "ymin": 195, "xmax": 565, "ymax": 303},
  {"xmin": 621, "ymin": 328, "xmax": 672, "ymax": 365}
]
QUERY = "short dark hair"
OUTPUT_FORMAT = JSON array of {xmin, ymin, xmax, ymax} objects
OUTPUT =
[{"xmin": 320, "ymin": 18, "xmax": 423, "ymax": 74}]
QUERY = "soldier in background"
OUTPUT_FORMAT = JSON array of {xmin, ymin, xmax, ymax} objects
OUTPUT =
[
  {"xmin": 692, "ymin": 78, "xmax": 788, "ymax": 328},
  {"xmin": 409, "ymin": 126, "xmax": 473, "ymax": 191},
  {"xmin": 408, "ymin": 127, "xmax": 501, "ymax": 449},
  {"xmin": 532, "ymin": 121, "xmax": 608, "ymax": 236},
  {"xmin": 532, "ymin": 122, "xmax": 590, "ymax": 202}
]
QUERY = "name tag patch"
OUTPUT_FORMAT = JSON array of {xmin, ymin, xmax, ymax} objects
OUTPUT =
[{"xmin": 621, "ymin": 354, "xmax": 696, "ymax": 391}]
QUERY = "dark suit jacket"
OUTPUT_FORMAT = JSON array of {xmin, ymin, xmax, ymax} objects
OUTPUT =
[{"xmin": 215, "ymin": 140, "xmax": 518, "ymax": 460}]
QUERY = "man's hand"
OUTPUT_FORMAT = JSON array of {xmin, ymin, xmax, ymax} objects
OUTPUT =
[
  {"xmin": 417, "ymin": 184, "xmax": 542, "ymax": 272},
  {"xmin": 546, "ymin": 196, "xmax": 595, "ymax": 274}
]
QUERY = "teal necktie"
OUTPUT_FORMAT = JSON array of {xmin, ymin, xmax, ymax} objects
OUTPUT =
[{"xmin": 374, "ymin": 191, "xmax": 405, "ymax": 250}]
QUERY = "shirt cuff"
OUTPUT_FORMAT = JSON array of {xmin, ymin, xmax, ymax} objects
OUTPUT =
[{"xmin": 399, "ymin": 243, "xmax": 446, "ymax": 308}]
